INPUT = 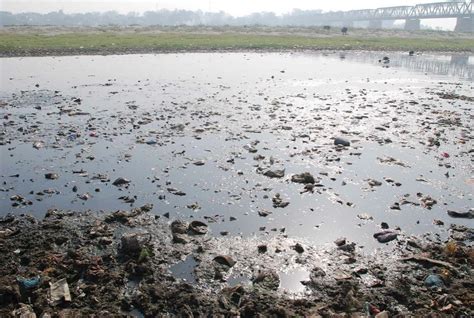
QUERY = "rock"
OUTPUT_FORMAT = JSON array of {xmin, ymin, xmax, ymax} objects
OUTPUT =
[
  {"xmin": 357, "ymin": 213, "xmax": 373, "ymax": 220},
  {"xmin": 334, "ymin": 137, "xmax": 350, "ymax": 146},
  {"xmin": 104, "ymin": 210, "xmax": 130, "ymax": 223},
  {"xmin": 258, "ymin": 209, "xmax": 272, "ymax": 217},
  {"xmin": 420, "ymin": 195, "xmax": 437, "ymax": 209},
  {"xmin": 45, "ymin": 173, "xmax": 59, "ymax": 180},
  {"xmin": 213, "ymin": 255, "xmax": 236, "ymax": 268},
  {"xmin": 301, "ymin": 183, "xmax": 318, "ymax": 194},
  {"xmin": 188, "ymin": 221, "xmax": 208, "ymax": 235},
  {"xmin": 424, "ymin": 274, "xmax": 445, "ymax": 288},
  {"xmin": 77, "ymin": 193, "xmax": 90, "ymax": 201},
  {"xmin": 310, "ymin": 267, "xmax": 326, "ymax": 280},
  {"xmin": 170, "ymin": 220, "xmax": 188, "ymax": 234},
  {"xmin": 252, "ymin": 270, "xmax": 280, "ymax": 291},
  {"xmin": 338, "ymin": 242, "xmax": 356, "ymax": 252},
  {"xmin": 33, "ymin": 141, "xmax": 44, "ymax": 149},
  {"xmin": 334, "ymin": 237, "xmax": 346, "ymax": 247},
  {"xmin": 112, "ymin": 177, "xmax": 130, "ymax": 186},
  {"xmin": 167, "ymin": 188, "xmax": 186, "ymax": 196},
  {"xmin": 193, "ymin": 160, "xmax": 205, "ymax": 166},
  {"xmin": 374, "ymin": 230, "xmax": 398, "ymax": 243},
  {"xmin": 293, "ymin": 243, "xmax": 304, "ymax": 253},
  {"xmin": 263, "ymin": 169, "xmax": 285, "ymax": 178},
  {"xmin": 390, "ymin": 203, "xmax": 401, "ymax": 210},
  {"xmin": 120, "ymin": 233, "xmax": 150, "ymax": 256},
  {"xmin": 172, "ymin": 233, "xmax": 188, "ymax": 244},
  {"xmin": 140, "ymin": 204, "xmax": 153, "ymax": 212},
  {"xmin": 291, "ymin": 172, "xmax": 315, "ymax": 184},
  {"xmin": 368, "ymin": 179, "xmax": 382, "ymax": 187},
  {"xmin": 272, "ymin": 193, "xmax": 289, "ymax": 208},
  {"xmin": 447, "ymin": 210, "xmax": 473, "ymax": 219}
]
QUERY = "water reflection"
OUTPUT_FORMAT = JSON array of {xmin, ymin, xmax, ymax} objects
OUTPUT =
[
  {"xmin": 343, "ymin": 52, "xmax": 473, "ymax": 81},
  {"xmin": 1, "ymin": 53, "xmax": 472, "ymax": 254}
]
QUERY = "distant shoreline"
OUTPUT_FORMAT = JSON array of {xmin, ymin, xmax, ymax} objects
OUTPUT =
[
  {"xmin": 1, "ymin": 47, "xmax": 473, "ymax": 58},
  {"xmin": 1, "ymin": 25, "xmax": 472, "ymax": 57}
]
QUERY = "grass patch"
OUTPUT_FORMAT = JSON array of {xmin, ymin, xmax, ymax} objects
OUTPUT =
[{"xmin": 0, "ymin": 31, "xmax": 472, "ymax": 55}]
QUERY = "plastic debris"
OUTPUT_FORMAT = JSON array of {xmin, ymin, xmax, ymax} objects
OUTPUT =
[
  {"xmin": 17, "ymin": 276, "xmax": 40, "ymax": 290},
  {"xmin": 49, "ymin": 278, "xmax": 72, "ymax": 305}
]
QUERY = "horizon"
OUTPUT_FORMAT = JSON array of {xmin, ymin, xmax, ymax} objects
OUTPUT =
[{"xmin": 1, "ymin": 0, "xmax": 463, "ymax": 30}]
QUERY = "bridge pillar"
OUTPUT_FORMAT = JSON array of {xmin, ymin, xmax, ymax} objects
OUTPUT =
[
  {"xmin": 405, "ymin": 19, "xmax": 420, "ymax": 31},
  {"xmin": 368, "ymin": 20, "xmax": 383, "ymax": 29},
  {"xmin": 455, "ymin": 17, "xmax": 473, "ymax": 33}
]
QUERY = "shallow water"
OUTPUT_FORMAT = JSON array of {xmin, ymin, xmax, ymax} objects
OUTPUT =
[{"xmin": 1, "ymin": 52, "xmax": 472, "ymax": 255}]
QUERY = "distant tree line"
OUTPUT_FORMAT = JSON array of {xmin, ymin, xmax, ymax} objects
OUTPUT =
[{"xmin": 0, "ymin": 9, "xmax": 334, "ymax": 26}]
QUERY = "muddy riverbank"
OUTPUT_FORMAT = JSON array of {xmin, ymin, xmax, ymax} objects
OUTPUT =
[
  {"xmin": 1, "ymin": 51, "xmax": 473, "ymax": 316},
  {"xmin": 1, "ymin": 209, "xmax": 473, "ymax": 317}
]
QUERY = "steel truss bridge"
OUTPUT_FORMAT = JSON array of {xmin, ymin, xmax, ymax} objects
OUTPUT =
[{"xmin": 317, "ymin": 1, "xmax": 473, "ymax": 32}]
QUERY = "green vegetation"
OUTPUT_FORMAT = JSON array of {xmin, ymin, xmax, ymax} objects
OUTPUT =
[{"xmin": 1, "ymin": 30, "xmax": 472, "ymax": 55}]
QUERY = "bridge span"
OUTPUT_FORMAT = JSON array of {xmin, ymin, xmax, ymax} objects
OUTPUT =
[{"xmin": 318, "ymin": 1, "xmax": 473, "ymax": 32}]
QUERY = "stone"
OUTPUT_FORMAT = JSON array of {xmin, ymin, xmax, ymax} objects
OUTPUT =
[
  {"xmin": 188, "ymin": 220, "xmax": 208, "ymax": 235},
  {"xmin": 293, "ymin": 243, "xmax": 304, "ymax": 253},
  {"xmin": 291, "ymin": 172, "xmax": 315, "ymax": 184},
  {"xmin": 373, "ymin": 230, "xmax": 398, "ymax": 243},
  {"xmin": 112, "ymin": 177, "xmax": 130, "ymax": 186},
  {"xmin": 334, "ymin": 237, "xmax": 346, "ymax": 246},
  {"xmin": 263, "ymin": 169, "xmax": 285, "ymax": 178},
  {"xmin": 170, "ymin": 220, "xmax": 188, "ymax": 234},
  {"xmin": 213, "ymin": 255, "xmax": 236, "ymax": 267},
  {"xmin": 334, "ymin": 137, "xmax": 350, "ymax": 146},
  {"xmin": 272, "ymin": 193, "xmax": 289, "ymax": 208},
  {"xmin": 447, "ymin": 210, "xmax": 473, "ymax": 219},
  {"xmin": 120, "ymin": 233, "xmax": 150, "ymax": 256},
  {"xmin": 45, "ymin": 173, "xmax": 59, "ymax": 180},
  {"xmin": 252, "ymin": 270, "xmax": 280, "ymax": 291}
]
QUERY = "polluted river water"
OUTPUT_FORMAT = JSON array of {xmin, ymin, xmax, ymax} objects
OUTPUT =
[{"xmin": 1, "ymin": 51, "xmax": 473, "ymax": 298}]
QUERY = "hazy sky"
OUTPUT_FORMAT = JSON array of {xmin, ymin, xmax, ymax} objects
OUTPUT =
[
  {"xmin": 0, "ymin": 0, "xmax": 458, "ymax": 15},
  {"xmin": 0, "ymin": 0, "xmax": 458, "ymax": 29}
]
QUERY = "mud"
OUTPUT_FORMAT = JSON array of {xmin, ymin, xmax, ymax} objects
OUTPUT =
[
  {"xmin": 1, "ymin": 209, "xmax": 473, "ymax": 317},
  {"xmin": 0, "ymin": 52, "xmax": 473, "ymax": 316}
]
